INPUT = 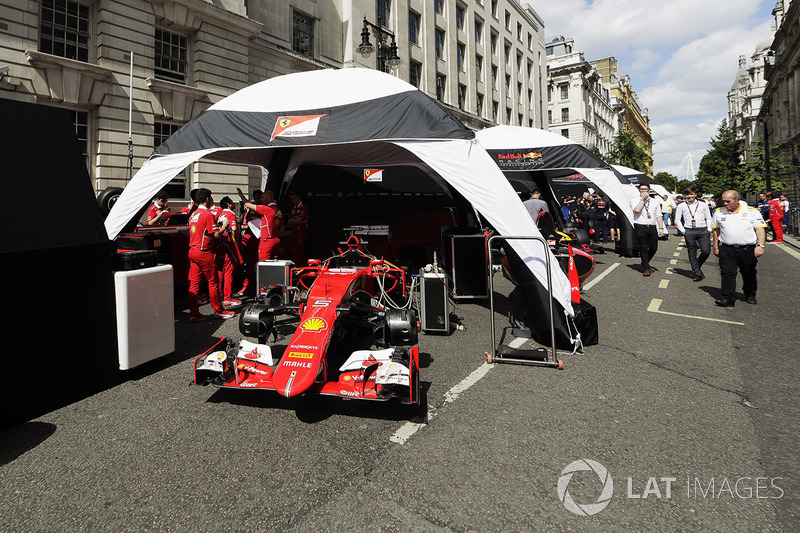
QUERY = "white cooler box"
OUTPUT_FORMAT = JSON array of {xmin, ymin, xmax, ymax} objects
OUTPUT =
[
  {"xmin": 257, "ymin": 260, "xmax": 295, "ymax": 293},
  {"xmin": 114, "ymin": 264, "xmax": 175, "ymax": 370}
]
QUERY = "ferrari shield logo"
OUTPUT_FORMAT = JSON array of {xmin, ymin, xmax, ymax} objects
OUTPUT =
[
  {"xmin": 364, "ymin": 169, "xmax": 384, "ymax": 182},
  {"xmin": 270, "ymin": 114, "xmax": 326, "ymax": 141}
]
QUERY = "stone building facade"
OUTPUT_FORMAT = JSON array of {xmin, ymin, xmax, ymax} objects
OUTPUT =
[
  {"xmin": 760, "ymin": 0, "xmax": 800, "ymax": 205},
  {"xmin": 0, "ymin": 0, "xmax": 547, "ymax": 205},
  {"xmin": 545, "ymin": 36, "xmax": 616, "ymax": 158},
  {"xmin": 591, "ymin": 56, "xmax": 653, "ymax": 176}
]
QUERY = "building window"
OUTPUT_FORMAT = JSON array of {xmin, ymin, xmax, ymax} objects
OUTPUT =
[
  {"xmin": 475, "ymin": 54, "xmax": 483, "ymax": 83},
  {"xmin": 492, "ymin": 101, "xmax": 499, "ymax": 121},
  {"xmin": 154, "ymin": 28, "xmax": 187, "ymax": 84},
  {"xmin": 292, "ymin": 11, "xmax": 314, "ymax": 57},
  {"xmin": 457, "ymin": 43, "xmax": 466, "ymax": 71},
  {"xmin": 547, "ymin": 86, "xmax": 552, "ymax": 101},
  {"xmin": 561, "ymin": 108, "xmax": 569, "ymax": 121},
  {"xmin": 505, "ymin": 74, "xmax": 510, "ymax": 93},
  {"xmin": 504, "ymin": 11, "xmax": 511, "ymax": 29},
  {"xmin": 548, "ymin": 109, "xmax": 552, "ymax": 123},
  {"xmin": 518, "ymin": 113, "xmax": 523, "ymax": 125},
  {"xmin": 490, "ymin": 32, "xmax": 497, "ymax": 55},
  {"xmin": 491, "ymin": 65, "xmax": 497, "ymax": 88},
  {"xmin": 491, "ymin": 1, "xmax": 498, "ymax": 18},
  {"xmin": 561, "ymin": 128, "xmax": 569, "ymax": 138},
  {"xmin": 506, "ymin": 107, "xmax": 511, "ymax": 123},
  {"xmin": 560, "ymin": 84, "xmax": 568, "ymax": 100},
  {"xmin": 154, "ymin": 121, "xmax": 188, "ymax": 199},
  {"xmin": 477, "ymin": 93, "xmax": 484, "ymax": 116},
  {"xmin": 40, "ymin": 0, "xmax": 90, "ymax": 62},
  {"xmin": 70, "ymin": 109, "xmax": 89, "ymax": 171},
  {"xmin": 377, "ymin": 0, "xmax": 391, "ymax": 27},
  {"xmin": 517, "ymin": 23, "xmax": 522, "ymax": 41},
  {"xmin": 409, "ymin": 10, "xmax": 421, "ymax": 45},
  {"xmin": 435, "ymin": 29, "xmax": 445, "ymax": 59},
  {"xmin": 436, "ymin": 74, "xmax": 446, "ymax": 101},
  {"xmin": 455, "ymin": 5, "xmax": 465, "ymax": 30},
  {"xmin": 434, "ymin": 0, "xmax": 443, "ymax": 15},
  {"xmin": 409, "ymin": 60, "xmax": 422, "ymax": 88},
  {"xmin": 458, "ymin": 84, "xmax": 467, "ymax": 110},
  {"xmin": 474, "ymin": 19, "xmax": 483, "ymax": 43}
]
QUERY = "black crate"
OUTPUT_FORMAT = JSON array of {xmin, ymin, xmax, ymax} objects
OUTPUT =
[{"xmin": 112, "ymin": 250, "xmax": 158, "ymax": 271}]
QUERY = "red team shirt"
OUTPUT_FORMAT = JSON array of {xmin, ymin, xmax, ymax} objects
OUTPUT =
[
  {"xmin": 147, "ymin": 202, "xmax": 168, "ymax": 224},
  {"xmin": 189, "ymin": 206, "xmax": 219, "ymax": 253}
]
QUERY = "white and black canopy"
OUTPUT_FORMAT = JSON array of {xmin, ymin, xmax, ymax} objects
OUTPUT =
[
  {"xmin": 475, "ymin": 125, "xmax": 636, "ymax": 225},
  {"xmin": 104, "ymin": 68, "xmax": 575, "ymax": 317},
  {"xmin": 612, "ymin": 164, "xmax": 670, "ymax": 199}
]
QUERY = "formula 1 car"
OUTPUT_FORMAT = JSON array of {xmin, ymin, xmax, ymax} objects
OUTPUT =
[{"xmin": 193, "ymin": 236, "xmax": 422, "ymax": 408}]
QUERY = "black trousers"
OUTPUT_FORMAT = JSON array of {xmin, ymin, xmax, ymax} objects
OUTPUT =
[
  {"xmin": 683, "ymin": 227, "xmax": 711, "ymax": 275},
  {"xmin": 634, "ymin": 224, "xmax": 658, "ymax": 269},
  {"xmin": 718, "ymin": 244, "xmax": 758, "ymax": 302}
]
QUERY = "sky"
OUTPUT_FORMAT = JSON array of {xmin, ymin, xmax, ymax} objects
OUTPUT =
[{"xmin": 527, "ymin": 0, "xmax": 777, "ymax": 178}]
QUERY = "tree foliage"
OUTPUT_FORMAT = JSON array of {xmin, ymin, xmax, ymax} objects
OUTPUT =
[
  {"xmin": 695, "ymin": 120, "xmax": 744, "ymax": 196},
  {"xmin": 606, "ymin": 125, "xmax": 653, "ymax": 175},
  {"xmin": 740, "ymin": 138, "xmax": 790, "ymax": 194},
  {"xmin": 653, "ymin": 171, "xmax": 677, "ymax": 192}
]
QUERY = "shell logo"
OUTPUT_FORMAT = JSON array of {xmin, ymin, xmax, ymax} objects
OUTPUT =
[{"xmin": 300, "ymin": 317, "xmax": 328, "ymax": 332}]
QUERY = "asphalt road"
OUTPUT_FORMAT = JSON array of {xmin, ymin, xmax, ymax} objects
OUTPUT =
[{"xmin": 2, "ymin": 234, "xmax": 799, "ymax": 532}]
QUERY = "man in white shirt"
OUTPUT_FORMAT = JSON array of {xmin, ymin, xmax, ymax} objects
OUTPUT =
[
  {"xmin": 631, "ymin": 184, "xmax": 665, "ymax": 276},
  {"xmin": 674, "ymin": 187, "xmax": 712, "ymax": 282},
  {"xmin": 711, "ymin": 190, "xmax": 767, "ymax": 307}
]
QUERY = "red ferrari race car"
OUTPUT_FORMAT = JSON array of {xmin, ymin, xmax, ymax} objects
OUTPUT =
[{"xmin": 193, "ymin": 236, "xmax": 422, "ymax": 410}]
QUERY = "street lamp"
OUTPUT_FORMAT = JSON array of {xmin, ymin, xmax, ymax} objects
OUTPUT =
[
  {"xmin": 760, "ymin": 102, "xmax": 772, "ymax": 191},
  {"xmin": 356, "ymin": 16, "xmax": 402, "ymax": 71}
]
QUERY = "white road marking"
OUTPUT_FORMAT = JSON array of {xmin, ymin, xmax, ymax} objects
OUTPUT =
[
  {"xmin": 508, "ymin": 337, "xmax": 528, "ymax": 349},
  {"xmin": 673, "ymin": 252, "xmax": 681, "ymax": 257},
  {"xmin": 582, "ymin": 262, "xmax": 620, "ymax": 291},
  {"xmin": 390, "ymin": 363, "xmax": 494, "ymax": 445},
  {"xmin": 659, "ymin": 279, "xmax": 670, "ymax": 289},
  {"xmin": 665, "ymin": 268, "xmax": 675, "ymax": 274},
  {"xmin": 669, "ymin": 259, "xmax": 678, "ymax": 265},
  {"xmin": 647, "ymin": 298, "xmax": 744, "ymax": 325},
  {"xmin": 776, "ymin": 243, "xmax": 800, "ymax": 260}
]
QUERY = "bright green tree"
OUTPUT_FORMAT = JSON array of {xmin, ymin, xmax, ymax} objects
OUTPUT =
[
  {"xmin": 606, "ymin": 125, "xmax": 653, "ymax": 175},
  {"xmin": 695, "ymin": 120, "xmax": 743, "ymax": 196},
  {"xmin": 654, "ymin": 171, "xmax": 677, "ymax": 192},
  {"xmin": 740, "ymin": 138, "xmax": 790, "ymax": 194}
]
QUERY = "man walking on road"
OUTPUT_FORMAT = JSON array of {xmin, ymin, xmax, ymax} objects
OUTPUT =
[
  {"xmin": 631, "ymin": 184, "xmax": 665, "ymax": 276},
  {"xmin": 674, "ymin": 187, "xmax": 712, "ymax": 282},
  {"xmin": 711, "ymin": 190, "xmax": 767, "ymax": 307}
]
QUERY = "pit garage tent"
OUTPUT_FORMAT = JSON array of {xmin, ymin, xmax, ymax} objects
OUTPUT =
[
  {"xmin": 104, "ymin": 68, "xmax": 577, "ymax": 336},
  {"xmin": 612, "ymin": 164, "xmax": 670, "ymax": 199}
]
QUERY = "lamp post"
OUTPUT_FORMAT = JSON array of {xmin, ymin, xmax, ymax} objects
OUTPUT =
[
  {"xmin": 761, "ymin": 102, "xmax": 772, "ymax": 192},
  {"xmin": 356, "ymin": 16, "xmax": 402, "ymax": 72}
]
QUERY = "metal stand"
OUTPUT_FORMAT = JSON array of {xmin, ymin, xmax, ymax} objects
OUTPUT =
[{"xmin": 484, "ymin": 235, "xmax": 564, "ymax": 369}]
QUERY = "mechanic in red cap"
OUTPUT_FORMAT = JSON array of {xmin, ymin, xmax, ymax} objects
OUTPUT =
[
  {"xmin": 237, "ymin": 188, "xmax": 281, "ymax": 262},
  {"xmin": 188, "ymin": 188, "xmax": 235, "ymax": 322}
]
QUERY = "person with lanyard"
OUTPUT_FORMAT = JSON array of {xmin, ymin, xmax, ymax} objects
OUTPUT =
[
  {"xmin": 631, "ymin": 183, "xmax": 665, "ymax": 276},
  {"xmin": 711, "ymin": 190, "xmax": 767, "ymax": 307},
  {"xmin": 674, "ymin": 187, "xmax": 712, "ymax": 282},
  {"xmin": 187, "ymin": 188, "xmax": 235, "ymax": 322}
]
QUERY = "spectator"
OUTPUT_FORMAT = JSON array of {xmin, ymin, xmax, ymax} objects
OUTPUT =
[
  {"xmin": 711, "ymin": 190, "xmax": 767, "ymax": 307},
  {"xmin": 523, "ymin": 189, "xmax": 549, "ymax": 223},
  {"xmin": 659, "ymin": 194, "xmax": 675, "ymax": 239},
  {"xmin": 234, "ymin": 189, "xmax": 264, "ymax": 298},
  {"xmin": 590, "ymin": 194, "xmax": 609, "ymax": 243},
  {"xmin": 607, "ymin": 205, "xmax": 620, "ymax": 244},
  {"xmin": 215, "ymin": 196, "xmax": 242, "ymax": 308},
  {"xmin": 766, "ymin": 191, "xmax": 784, "ymax": 243},
  {"xmin": 780, "ymin": 194, "xmax": 791, "ymax": 231}
]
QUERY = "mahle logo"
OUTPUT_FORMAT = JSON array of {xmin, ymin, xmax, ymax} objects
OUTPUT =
[{"xmin": 558, "ymin": 459, "xmax": 614, "ymax": 516}]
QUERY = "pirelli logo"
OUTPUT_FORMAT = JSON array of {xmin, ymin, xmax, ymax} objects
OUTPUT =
[{"xmin": 287, "ymin": 351, "xmax": 314, "ymax": 359}]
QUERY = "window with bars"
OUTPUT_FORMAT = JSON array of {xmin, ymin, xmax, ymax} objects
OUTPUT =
[
  {"xmin": 40, "ymin": 0, "xmax": 90, "ymax": 62},
  {"xmin": 70, "ymin": 109, "xmax": 89, "ymax": 171},
  {"xmin": 292, "ymin": 11, "xmax": 314, "ymax": 57},
  {"xmin": 435, "ymin": 29, "xmax": 445, "ymax": 59},
  {"xmin": 154, "ymin": 28, "xmax": 187, "ymax": 84},
  {"xmin": 409, "ymin": 10, "xmax": 421, "ymax": 45},
  {"xmin": 154, "ymin": 121, "xmax": 189, "ymax": 199},
  {"xmin": 436, "ymin": 74, "xmax": 446, "ymax": 102},
  {"xmin": 409, "ymin": 60, "xmax": 422, "ymax": 88},
  {"xmin": 377, "ymin": 0, "xmax": 391, "ymax": 27},
  {"xmin": 561, "ymin": 108, "xmax": 569, "ymax": 122},
  {"xmin": 560, "ymin": 84, "xmax": 568, "ymax": 99}
]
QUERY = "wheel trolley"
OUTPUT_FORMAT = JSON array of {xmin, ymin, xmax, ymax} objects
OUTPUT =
[{"xmin": 484, "ymin": 235, "xmax": 564, "ymax": 370}]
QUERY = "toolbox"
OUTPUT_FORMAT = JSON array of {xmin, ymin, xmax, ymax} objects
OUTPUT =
[{"xmin": 112, "ymin": 249, "xmax": 159, "ymax": 271}]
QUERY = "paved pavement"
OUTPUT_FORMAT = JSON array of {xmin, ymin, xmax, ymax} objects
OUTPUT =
[{"xmin": 1, "ymin": 231, "xmax": 799, "ymax": 532}]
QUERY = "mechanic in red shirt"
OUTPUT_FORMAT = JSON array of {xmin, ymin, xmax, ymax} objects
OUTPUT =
[
  {"xmin": 234, "ymin": 189, "xmax": 262, "ymax": 297},
  {"xmin": 146, "ymin": 189, "xmax": 170, "ymax": 225},
  {"xmin": 214, "ymin": 196, "xmax": 242, "ymax": 308},
  {"xmin": 188, "ymin": 188, "xmax": 235, "ymax": 322},
  {"xmin": 237, "ymin": 187, "xmax": 281, "ymax": 262},
  {"xmin": 767, "ymin": 190, "xmax": 784, "ymax": 243},
  {"xmin": 287, "ymin": 191, "xmax": 309, "ymax": 266}
]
